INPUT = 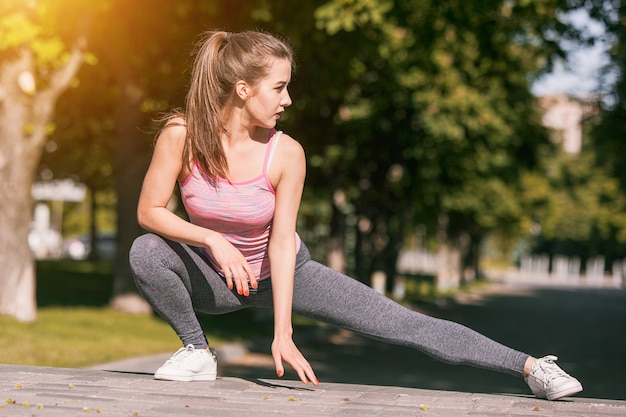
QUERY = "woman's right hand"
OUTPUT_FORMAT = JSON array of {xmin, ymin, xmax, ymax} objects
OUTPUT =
[
  {"xmin": 205, "ymin": 232, "xmax": 257, "ymax": 296},
  {"xmin": 272, "ymin": 334, "xmax": 319, "ymax": 385}
]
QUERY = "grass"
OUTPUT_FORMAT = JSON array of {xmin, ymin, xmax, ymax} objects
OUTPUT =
[
  {"xmin": 0, "ymin": 307, "xmax": 181, "ymax": 368},
  {"xmin": 1, "ymin": 305, "xmax": 278, "ymax": 369},
  {"xmin": 4, "ymin": 260, "xmax": 478, "ymax": 369},
  {"xmin": 0, "ymin": 259, "xmax": 274, "ymax": 369}
]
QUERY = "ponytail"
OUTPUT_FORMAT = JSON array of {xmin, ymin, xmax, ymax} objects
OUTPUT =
[{"xmin": 180, "ymin": 30, "xmax": 294, "ymax": 181}]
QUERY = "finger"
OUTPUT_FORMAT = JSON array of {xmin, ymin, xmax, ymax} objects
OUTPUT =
[
  {"xmin": 244, "ymin": 264, "xmax": 257, "ymax": 289},
  {"xmin": 231, "ymin": 265, "xmax": 253, "ymax": 296},
  {"xmin": 304, "ymin": 364, "xmax": 319, "ymax": 385},
  {"xmin": 234, "ymin": 276, "xmax": 244, "ymax": 295},
  {"xmin": 295, "ymin": 358, "xmax": 317, "ymax": 385},
  {"xmin": 273, "ymin": 353, "xmax": 285, "ymax": 378},
  {"xmin": 227, "ymin": 268, "xmax": 244, "ymax": 294},
  {"xmin": 224, "ymin": 273, "xmax": 234, "ymax": 291},
  {"xmin": 295, "ymin": 366, "xmax": 310, "ymax": 384},
  {"xmin": 232, "ymin": 268, "xmax": 250, "ymax": 296},
  {"xmin": 248, "ymin": 275, "xmax": 258, "ymax": 290},
  {"xmin": 240, "ymin": 277, "xmax": 249, "ymax": 296}
]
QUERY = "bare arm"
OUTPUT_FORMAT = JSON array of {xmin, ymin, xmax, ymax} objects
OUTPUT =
[
  {"xmin": 268, "ymin": 134, "xmax": 318, "ymax": 385},
  {"xmin": 137, "ymin": 121, "xmax": 256, "ymax": 293}
]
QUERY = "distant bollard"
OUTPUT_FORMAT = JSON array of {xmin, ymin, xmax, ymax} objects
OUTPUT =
[
  {"xmin": 372, "ymin": 271, "xmax": 386, "ymax": 294},
  {"xmin": 393, "ymin": 276, "xmax": 406, "ymax": 300}
]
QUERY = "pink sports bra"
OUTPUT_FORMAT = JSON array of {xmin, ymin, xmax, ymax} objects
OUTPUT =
[{"xmin": 179, "ymin": 130, "xmax": 301, "ymax": 280}]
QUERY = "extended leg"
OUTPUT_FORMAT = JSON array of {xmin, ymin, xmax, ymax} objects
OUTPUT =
[{"xmin": 290, "ymin": 244, "xmax": 528, "ymax": 376}]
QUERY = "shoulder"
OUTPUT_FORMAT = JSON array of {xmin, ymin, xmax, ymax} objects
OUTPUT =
[
  {"xmin": 276, "ymin": 132, "xmax": 305, "ymax": 162},
  {"xmin": 157, "ymin": 117, "xmax": 187, "ymax": 150},
  {"xmin": 150, "ymin": 117, "xmax": 191, "ymax": 180},
  {"xmin": 268, "ymin": 132, "xmax": 306, "ymax": 189}
]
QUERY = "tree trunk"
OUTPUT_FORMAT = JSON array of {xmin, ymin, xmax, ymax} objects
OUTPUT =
[
  {"xmin": 0, "ymin": 141, "xmax": 39, "ymax": 322},
  {"xmin": 86, "ymin": 182, "xmax": 100, "ymax": 262},
  {"xmin": 109, "ymin": 81, "xmax": 152, "ymax": 314},
  {"xmin": 327, "ymin": 189, "xmax": 348, "ymax": 273},
  {"xmin": 436, "ymin": 212, "xmax": 461, "ymax": 291},
  {"xmin": 0, "ymin": 45, "xmax": 84, "ymax": 321}
]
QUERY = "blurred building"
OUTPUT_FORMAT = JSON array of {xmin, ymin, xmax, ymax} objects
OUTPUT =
[{"xmin": 538, "ymin": 94, "xmax": 598, "ymax": 154}]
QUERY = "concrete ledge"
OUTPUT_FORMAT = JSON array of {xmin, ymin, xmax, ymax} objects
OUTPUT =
[{"xmin": 1, "ymin": 364, "xmax": 625, "ymax": 417}]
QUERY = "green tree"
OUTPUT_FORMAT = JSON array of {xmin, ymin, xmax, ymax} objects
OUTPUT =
[
  {"xmin": 558, "ymin": 0, "xmax": 626, "ymax": 265},
  {"xmin": 591, "ymin": 1, "xmax": 625, "ymax": 186},
  {"xmin": 522, "ymin": 145, "xmax": 626, "ymax": 263},
  {"xmin": 0, "ymin": 0, "xmax": 89, "ymax": 321},
  {"xmin": 312, "ymin": 0, "xmax": 592, "ymax": 287},
  {"xmin": 43, "ymin": 0, "xmax": 289, "ymax": 312},
  {"xmin": 40, "ymin": 51, "xmax": 116, "ymax": 257}
]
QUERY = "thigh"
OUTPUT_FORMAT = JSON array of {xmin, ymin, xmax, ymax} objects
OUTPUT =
[
  {"xmin": 151, "ymin": 236, "xmax": 250, "ymax": 315},
  {"xmin": 291, "ymin": 256, "xmax": 427, "ymax": 343}
]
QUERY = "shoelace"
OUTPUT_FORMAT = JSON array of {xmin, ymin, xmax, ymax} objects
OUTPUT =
[
  {"xmin": 536, "ymin": 356, "xmax": 569, "ymax": 385},
  {"xmin": 165, "ymin": 345, "xmax": 195, "ymax": 365}
]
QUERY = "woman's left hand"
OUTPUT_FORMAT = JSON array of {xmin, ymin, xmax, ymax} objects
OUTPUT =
[{"xmin": 271, "ymin": 335, "xmax": 319, "ymax": 385}]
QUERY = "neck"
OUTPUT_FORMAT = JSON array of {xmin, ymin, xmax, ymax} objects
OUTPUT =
[{"xmin": 224, "ymin": 112, "xmax": 270, "ymax": 147}]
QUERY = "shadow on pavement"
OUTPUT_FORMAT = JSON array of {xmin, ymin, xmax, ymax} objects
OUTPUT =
[{"xmin": 219, "ymin": 283, "xmax": 626, "ymax": 400}]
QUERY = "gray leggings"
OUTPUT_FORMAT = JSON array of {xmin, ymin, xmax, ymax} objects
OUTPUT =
[{"xmin": 129, "ymin": 233, "xmax": 528, "ymax": 377}]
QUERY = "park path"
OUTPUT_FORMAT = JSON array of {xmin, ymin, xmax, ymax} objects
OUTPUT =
[
  {"xmin": 219, "ymin": 280, "xmax": 626, "ymax": 401},
  {"xmin": 3, "ymin": 280, "xmax": 625, "ymax": 416}
]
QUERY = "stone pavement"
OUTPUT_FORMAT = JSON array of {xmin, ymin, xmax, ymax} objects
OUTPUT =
[
  {"xmin": 2, "ymin": 280, "xmax": 625, "ymax": 416},
  {"xmin": 2, "ymin": 363, "xmax": 626, "ymax": 417}
]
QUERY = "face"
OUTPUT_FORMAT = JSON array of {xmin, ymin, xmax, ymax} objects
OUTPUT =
[{"xmin": 244, "ymin": 58, "xmax": 292, "ymax": 129}]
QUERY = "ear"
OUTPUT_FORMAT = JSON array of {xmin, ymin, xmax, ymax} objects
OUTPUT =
[{"xmin": 235, "ymin": 80, "xmax": 249, "ymax": 100}]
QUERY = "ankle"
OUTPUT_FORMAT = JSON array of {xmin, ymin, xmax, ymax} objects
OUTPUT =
[{"xmin": 524, "ymin": 356, "xmax": 536, "ymax": 377}]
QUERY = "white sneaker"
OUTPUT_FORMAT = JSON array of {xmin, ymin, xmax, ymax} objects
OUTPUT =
[
  {"xmin": 154, "ymin": 345, "xmax": 217, "ymax": 382},
  {"xmin": 525, "ymin": 355, "xmax": 583, "ymax": 400}
]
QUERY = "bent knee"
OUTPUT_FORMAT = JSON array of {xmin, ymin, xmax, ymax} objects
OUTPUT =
[{"xmin": 129, "ymin": 233, "xmax": 167, "ymax": 271}]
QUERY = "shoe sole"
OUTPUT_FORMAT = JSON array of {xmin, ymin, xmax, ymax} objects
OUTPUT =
[
  {"xmin": 546, "ymin": 382, "xmax": 583, "ymax": 401},
  {"xmin": 154, "ymin": 372, "xmax": 217, "ymax": 382}
]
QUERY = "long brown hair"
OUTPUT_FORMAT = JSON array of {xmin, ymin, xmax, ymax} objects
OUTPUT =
[{"xmin": 160, "ymin": 30, "xmax": 294, "ymax": 181}]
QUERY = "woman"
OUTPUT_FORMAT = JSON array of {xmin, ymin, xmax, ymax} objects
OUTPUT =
[{"xmin": 129, "ymin": 30, "xmax": 582, "ymax": 401}]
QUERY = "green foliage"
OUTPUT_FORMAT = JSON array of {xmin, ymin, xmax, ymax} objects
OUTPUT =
[
  {"xmin": 443, "ymin": 177, "xmax": 524, "ymax": 233},
  {"xmin": 0, "ymin": 0, "xmax": 98, "ymax": 74},
  {"xmin": 315, "ymin": 0, "xmax": 393, "ymax": 34},
  {"xmin": 307, "ymin": 0, "xmax": 568, "ymax": 264},
  {"xmin": 0, "ymin": 7, "xmax": 39, "ymax": 50},
  {"xmin": 590, "ymin": 2, "xmax": 626, "ymax": 190},
  {"xmin": 26, "ymin": 0, "xmax": 626, "ymax": 280},
  {"xmin": 522, "ymin": 147, "xmax": 626, "ymax": 258}
]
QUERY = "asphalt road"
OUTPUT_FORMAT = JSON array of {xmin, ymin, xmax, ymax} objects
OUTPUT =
[{"xmin": 218, "ymin": 282, "xmax": 626, "ymax": 401}]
